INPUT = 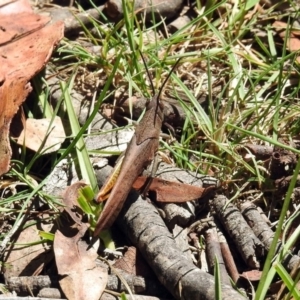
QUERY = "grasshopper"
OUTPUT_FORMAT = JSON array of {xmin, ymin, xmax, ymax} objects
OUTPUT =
[{"xmin": 93, "ymin": 54, "xmax": 181, "ymax": 237}]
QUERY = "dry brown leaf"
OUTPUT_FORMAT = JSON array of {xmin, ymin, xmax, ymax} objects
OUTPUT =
[
  {"xmin": 113, "ymin": 246, "xmax": 153, "ymax": 277},
  {"xmin": 0, "ymin": 0, "xmax": 64, "ymax": 175},
  {"xmin": 17, "ymin": 116, "xmax": 66, "ymax": 154},
  {"xmin": 273, "ymin": 21, "xmax": 300, "ymax": 63},
  {"xmin": 54, "ymin": 229, "xmax": 107, "ymax": 300},
  {"xmin": 54, "ymin": 183, "xmax": 107, "ymax": 300},
  {"xmin": 4, "ymin": 221, "xmax": 53, "ymax": 278}
]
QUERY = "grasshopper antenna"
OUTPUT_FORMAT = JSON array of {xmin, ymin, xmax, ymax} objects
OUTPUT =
[
  {"xmin": 139, "ymin": 50, "xmax": 156, "ymax": 96},
  {"xmin": 139, "ymin": 50, "xmax": 182, "ymax": 124},
  {"xmin": 154, "ymin": 57, "xmax": 182, "ymax": 123},
  {"xmin": 157, "ymin": 57, "xmax": 182, "ymax": 103}
]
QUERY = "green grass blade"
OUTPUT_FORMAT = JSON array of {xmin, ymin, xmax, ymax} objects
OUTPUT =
[{"xmin": 61, "ymin": 80, "xmax": 98, "ymax": 193}]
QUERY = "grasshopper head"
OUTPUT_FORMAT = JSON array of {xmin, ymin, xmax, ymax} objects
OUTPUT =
[{"xmin": 146, "ymin": 94, "xmax": 164, "ymax": 125}]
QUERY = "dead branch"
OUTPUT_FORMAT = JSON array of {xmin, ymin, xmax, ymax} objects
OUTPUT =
[
  {"xmin": 117, "ymin": 192, "xmax": 247, "ymax": 300},
  {"xmin": 104, "ymin": 0, "xmax": 184, "ymax": 21},
  {"xmin": 211, "ymin": 195, "xmax": 265, "ymax": 269},
  {"xmin": 241, "ymin": 201, "xmax": 300, "ymax": 272},
  {"xmin": 204, "ymin": 227, "xmax": 231, "ymax": 286}
]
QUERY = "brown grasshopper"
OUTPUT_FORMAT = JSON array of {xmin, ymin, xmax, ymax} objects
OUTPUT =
[{"xmin": 93, "ymin": 54, "xmax": 181, "ymax": 237}]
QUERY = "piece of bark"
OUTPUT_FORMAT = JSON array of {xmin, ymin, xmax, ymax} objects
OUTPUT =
[
  {"xmin": 204, "ymin": 226, "xmax": 231, "ymax": 286},
  {"xmin": 211, "ymin": 195, "xmax": 265, "ymax": 269},
  {"xmin": 133, "ymin": 176, "xmax": 215, "ymax": 203},
  {"xmin": 104, "ymin": 0, "xmax": 184, "ymax": 21},
  {"xmin": 133, "ymin": 164, "xmax": 218, "ymax": 228},
  {"xmin": 241, "ymin": 201, "xmax": 300, "ymax": 272},
  {"xmin": 158, "ymin": 202, "xmax": 195, "ymax": 228},
  {"xmin": 117, "ymin": 192, "xmax": 246, "ymax": 300}
]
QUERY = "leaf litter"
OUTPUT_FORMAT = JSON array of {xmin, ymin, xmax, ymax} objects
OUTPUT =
[
  {"xmin": 2, "ymin": 1, "xmax": 300, "ymax": 300},
  {"xmin": 54, "ymin": 183, "xmax": 107, "ymax": 300},
  {"xmin": 0, "ymin": 0, "xmax": 64, "ymax": 175}
]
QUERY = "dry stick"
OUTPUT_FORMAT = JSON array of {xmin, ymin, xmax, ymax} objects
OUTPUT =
[
  {"xmin": 204, "ymin": 227, "xmax": 231, "ymax": 286},
  {"xmin": 44, "ymin": 6, "xmax": 105, "ymax": 36},
  {"xmin": 101, "ymin": 293, "xmax": 171, "ymax": 300},
  {"xmin": 240, "ymin": 201, "xmax": 300, "ymax": 271},
  {"xmin": 168, "ymin": 7, "xmax": 194, "ymax": 33},
  {"xmin": 7, "ymin": 272, "xmax": 165, "ymax": 297},
  {"xmin": 243, "ymin": 144, "xmax": 274, "ymax": 160},
  {"xmin": 104, "ymin": 0, "xmax": 184, "ymax": 21},
  {"xmin": 0, "ymin": 295, "xmax": 167, "ymax": 300},
  {"xmin": 217, "ymin": 225, "xmax": 240, "ymax": 283},
  {"xmin": 172, "ymin": 225, "xmax": 193, "ymax": 262},
  {"xmin": 211, "ymin": 195, "xmax": 265, "ymax": 269},
  {"xmin": 117, "ymin": 192, "xmax": 246, "ymax": 300},
  {"xmin": 108, "ymin": 272, "xmax": 166, "ymax": 296},
  {"xmin": 0, "ymin": 297, "xmax": 65, "ymax": 300},
  {"xmin": 240, "ymin": 201, "xmax": 277, "ymax": 250}
]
